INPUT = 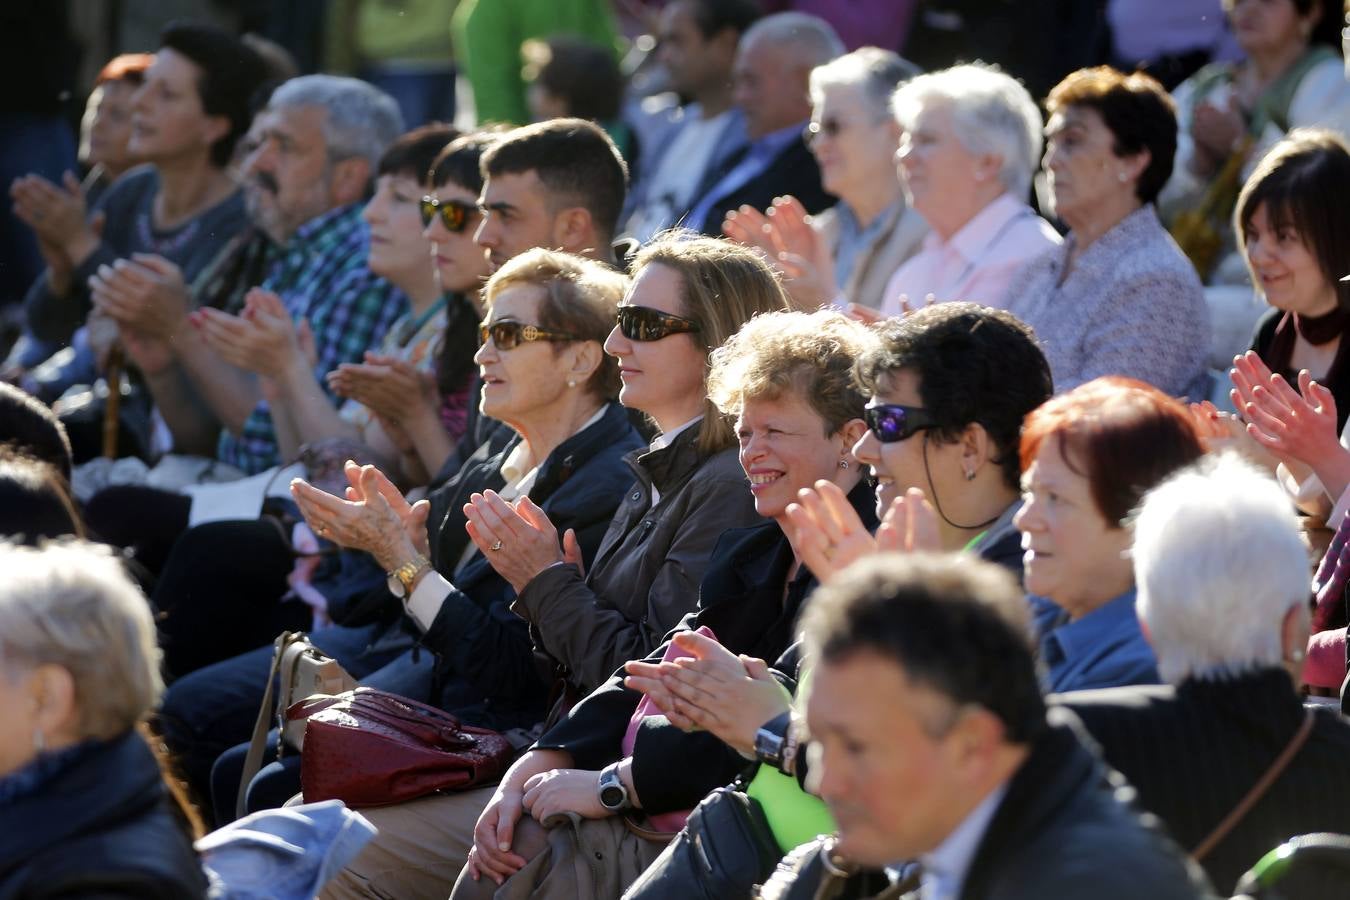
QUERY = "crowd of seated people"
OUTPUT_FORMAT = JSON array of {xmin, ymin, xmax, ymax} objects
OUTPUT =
[{"xmin": 9, "ymin": 4, "xmax": 1350, "ymax": 899}]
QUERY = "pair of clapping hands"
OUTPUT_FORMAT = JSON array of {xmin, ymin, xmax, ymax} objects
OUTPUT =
[
  {"xmin": 1190, "ymin": 351, "xmax": 1343, "ymax": 476},
  {"xmin": 624, "ymin": 480, "xmax": 940, "ymax": 755}
]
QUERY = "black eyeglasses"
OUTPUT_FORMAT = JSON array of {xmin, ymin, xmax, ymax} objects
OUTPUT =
[
  {"xmin": 864, "ymin": 403, "xmax": 937, "ymax": 443},
  {"xmin": 478, "ymin": 320, "xmax": 578, "ymax": 351},
  {"xmin": 419, "ymin": 196, "xmax": 475, "ymax": 233},
  {"xmin": 616, "ymin": 305, "xmax": 701, "ymax": 342}
]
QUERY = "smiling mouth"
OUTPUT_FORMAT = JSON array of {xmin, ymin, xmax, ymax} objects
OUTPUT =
[{"xmin": 748, "ymin": 472, "xmax": 783, "ymax": 487}]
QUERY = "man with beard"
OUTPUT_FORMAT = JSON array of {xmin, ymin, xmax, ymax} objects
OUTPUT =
[{"xmin": 89, "ymin": 74, "xmax": 407, "ymax": 472}]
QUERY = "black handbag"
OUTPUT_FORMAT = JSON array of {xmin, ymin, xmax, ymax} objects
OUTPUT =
[{"xmin": 621, "ymin": 776, "xmax": 782, "ymax": 900}]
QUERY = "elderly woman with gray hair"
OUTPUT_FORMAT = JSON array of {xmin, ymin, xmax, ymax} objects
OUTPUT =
[
  {"xmin": 872, "ymin": 62, "xmax": 1061, "ymax": 316},
  {"xmin": 723, "ymin": 47, "xmax": 929, "ymax": 310},
  {"xmin": 0, "ymin": 541, "xmax": 207, "ymax": 898},
  {"xmin": 1058, "ymin": 453, "xmax": 1350, "ymax": 894}
]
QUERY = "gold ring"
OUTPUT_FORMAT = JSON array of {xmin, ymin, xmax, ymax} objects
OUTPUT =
[{"xmin": 490, "ymin": 539, "xmax": 503, "ymax": 552}]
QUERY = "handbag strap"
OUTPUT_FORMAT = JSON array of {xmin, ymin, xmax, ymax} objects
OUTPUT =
[
  {"xmin": 1192, "ymin": 707, "xmax": 1315, "ymax": 862},
  {"xmin": 237, "ymin": 631, "xmax": 302, "ymax": 820}
]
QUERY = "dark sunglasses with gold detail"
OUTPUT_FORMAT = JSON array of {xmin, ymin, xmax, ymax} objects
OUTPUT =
[
  {"xmin": 616, "ymin": 305, "xmax": 701, "ymax": 342},
  {"xmin": 478, "ymin": 320, "xmax": 578, "ymax": 351},
  {"xmin": 419, "ymin": 195, "xmax": 475, "ymax": 233}
]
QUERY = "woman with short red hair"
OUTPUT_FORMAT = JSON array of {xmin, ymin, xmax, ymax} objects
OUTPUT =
[{"xmin": 1016, "ymin": 376, "xmax": 1205, "ymax": 692}]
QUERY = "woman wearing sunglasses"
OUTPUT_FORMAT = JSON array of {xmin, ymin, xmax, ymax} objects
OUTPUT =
[
  {"xmin": 328, "ymin": 132, "xmax": 496, "ymax": 485},
  {"xmin": 319, "ymin": 234, "xmax": 788, "ymax": 900}
]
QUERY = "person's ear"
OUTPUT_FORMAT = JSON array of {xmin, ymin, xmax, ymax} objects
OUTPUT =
[
  {"xmin": 566, "ymin": 339, "xmax": 604, "ymax": 388},
  {"xmin": 959, "ymin": 422, "xmax": 992, "ymax": 480},
  {"xmin": 29, "ymin": 664, "xmax": 78, "ymax": 742},
  {"xmin": 946, "ymin": 706, "xmax": 1004, "ymax": 779},
  {"xmin": 972, "ymin": 151, "xmax": 1003, "ymax": 185},
  {"xmin": 837, "ymin": 417, "xmax": 868, "ymax": 460},
  {"xmin": 552, "ymin": 206, "xmax": 597, "ymax": 255},
  {"xmin": 330, "ymin": 157, "xmax": 373, "ymax": 207},
  {"xmin": 201, "ymin": 114, "xmax": 231, "ymax": 155},
  {"xmin": 1281, "ymin": 603, "xmax": 1311, "ymax": 668},
  {"xmin": 1122, "ymin": 148, "xmax": 1151, "ymax": 186}
]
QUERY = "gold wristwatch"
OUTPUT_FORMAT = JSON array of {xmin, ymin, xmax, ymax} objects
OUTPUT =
[{"xmin": 387, "ymin": 554, "xmax": 431, "ymax": 599}]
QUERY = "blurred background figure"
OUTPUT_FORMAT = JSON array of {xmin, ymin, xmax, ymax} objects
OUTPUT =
[
  {"xmin": 326, "ymin": 0, "xmax": 458, "ymax": 129},
  {"xmin": 523, "ymin": 36, "xmax": 632, "ymax": 158},
  {"xmin": 0, "ymin": 540, "xmax": 206, "ymax": 898},
  {"xmin": 723, "ymin": 47, "xmax": 925, "ymax": 310},
  {"xmin": 451, "ymin": 0, "xmax": 620, "ymax": 126},
  {"xmin": 79, "ymin": 54, "xmax": 155, "ymax": 208}
]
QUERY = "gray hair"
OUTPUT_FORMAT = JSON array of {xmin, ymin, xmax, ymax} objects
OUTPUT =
[
  {"xmin": 1133, "ymin": 453, "xmax": 1310, "ymax": 685},
  {"xmin": 0, "ymin": 540, "xmax": 162, "ymax": 740},
  {"xmin": 269, "ymin": 74, "xmax": 404, "ymax": 169},
  {"xmin": 892, "ymin": 63, "xmax": 1042, "ymax": 199},
  {"xmin": 810, "ymin": 47, "xmax": 920, "ymax": 120},
  {"xmin": 742, "ymin": 12, "xmax": 845, "ymax": 69}
]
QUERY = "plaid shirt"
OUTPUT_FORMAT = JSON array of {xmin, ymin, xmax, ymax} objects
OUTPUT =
[{"xmin": 217, "ymin": 203, "xmax": 409, "ymax": 474}]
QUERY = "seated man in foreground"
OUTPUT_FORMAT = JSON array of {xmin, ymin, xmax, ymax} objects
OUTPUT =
[{"xmin": 763, "ymin": 552, "xmax": 1212, "ymax": 899}]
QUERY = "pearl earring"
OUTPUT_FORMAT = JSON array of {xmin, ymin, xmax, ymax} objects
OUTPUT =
[
  {"xmin": 567, "ymin": 379, "xmax": 576, "ymax": 388},
  {"xmin": 1117, "ymin": 171, "xmax": 1129, "ymax": 183}
]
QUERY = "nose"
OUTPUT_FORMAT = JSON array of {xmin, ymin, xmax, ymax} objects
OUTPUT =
[
  {"xmin": 361, "ymin": 192, "xmax": 383, "ymax": 225},
  {"xmin": 244, "ymin": 137, "xmax": 277, "ymax": 178},
  {"xmin": 1012, "ymin": 495, "xmax": 1040, "ymax": 534},
  {"xmin": 473, "ymin": 336, "xmax": 496, "ymax": 366},
  {"xmin": 474, "ymin": 212, "xmax": 496, "ymax": 249},
  {"xmin": 423, "ymin": 211, "xmax": 445, "ymax": 242},
  {"xmin": 740, "ymin": 431, "xmax": 767, "ymax": 466},
  {"xmin": 602, "ymin": 323, "xmax": 629, "ymax": 358},
  {"xmin": 852, "ymin": 428, "xmax": 879, "ymax": 468}
]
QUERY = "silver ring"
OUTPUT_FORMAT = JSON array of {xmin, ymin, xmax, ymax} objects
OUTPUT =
[{"xmin": 490, "ymin": 539, "xmax": 503, "ymax": 552}]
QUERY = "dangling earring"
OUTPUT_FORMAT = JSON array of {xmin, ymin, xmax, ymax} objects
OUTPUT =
[{"xmin": 838, "ymin": 458, "xmax": 849, "ymax": 470}]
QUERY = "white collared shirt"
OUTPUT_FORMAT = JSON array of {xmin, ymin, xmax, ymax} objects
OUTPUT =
[{"xmin": 917, "ymin": 783, "xmax": 1008, "ymax": 900}]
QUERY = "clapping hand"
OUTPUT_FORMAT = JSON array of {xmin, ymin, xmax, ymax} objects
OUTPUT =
[
  {"xmin": 327, "ymin": 353, "xmax": 438, "ymax": 426},
  {"xmin": 289, "ymin": 460, "xmax": 430, "ymax": 570},
  {"xmin": 89, "ymin": 254, "xmax": 190, "ymax": 342},
  {"xmin": 1230, "ymin": 351, "xmax": 1343, "ymax": 471},
  {"xmin": 192, "ymin": 288, "xmax": 311, "ymax": 378},
  {"xmin": 785, "ymin": 480, "xmax": 939, "ymax": 582},
  {"xmin": 723, "ymin": 196, "xmax": 838, "ymax": 309},
  {"xmin": 463, "ymin": 490, "xmax": 583, "ymax": 592}
]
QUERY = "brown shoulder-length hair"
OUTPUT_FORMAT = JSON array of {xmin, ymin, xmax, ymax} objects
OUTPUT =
[
  {"xmin": 1235, "ymin": 128, "xmax": 1350, "ymax": 311},
  {"xmin": 1046, "ymin": 66, "xmax": 1177, "ymax": 205},
  {"xmin": 630, "ymin": 232, "xmax": 793, "ymax": 455},
  {"xmin": 1019, "ymin": 376, "xmax": 1204, "ymax": 526}
]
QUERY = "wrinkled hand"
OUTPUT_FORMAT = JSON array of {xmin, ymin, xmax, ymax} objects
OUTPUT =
[
  {"xmin": 464, "ymin": 491, "xmax": 565, "ymax": 592},
  {"xmin": 10, "ymin": 171, "xmax": 88, "ymax": 246},
  {"xmin": 89, "ymin": 254, "xmax": 190, "ymax": 341},
  {"xmin": 466, "ymin": 786, "xmax": 529, "ymax": 885},
  {"xmin": 624, "ymin": 630, "xmax": 790, "ymax": 756},
  {"xmin": 785, "ymin": 479, "xmax": 882, "ymax": 582},
  {"xmin": 327, "ymin": 354, "xmax": 437, "ymax": 425},
  {"xmin": 521, "ymin": 768, "xmax": 609, "ymax": 823},
  {"xmin": 723, "ymin": 197, "xmax": 837, "ymax": 308},
  {"xmin": 289, "ymin": 461, "xmax": 429, "ymax": 570},
  {"xmin": 192, "ymin": 288, "xmax": 304, "ymax": 378},
  {"xmin": 1231, "ymin": 351, "xmax": 1342, "ymax": 470}
]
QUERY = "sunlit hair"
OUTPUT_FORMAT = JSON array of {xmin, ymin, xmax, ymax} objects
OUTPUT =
[
  {"xmin": 1235, "ymin": 128, "xmax": 1350, "ymax": 311},
  {"xmin": 95, "ymin": 53, "xmax": 153, "ymax": 87},
  {"xmin": 1046, "ymin": 66, "xmax": 1177, "ymax": 205},
  {"xmin": 809, "ymin": 47, "xmax": 918, "ymax": 120},
  {"xmin": 892, "ymin": 62, "xmax": 1042, "ymax": 199},
  {"xmin": 483, "ymin": 248, "xmax": 627, "ymax": 400},
  {"xmin": 708, "ymin": 309, "xmax": 873, "ymax": 435},
  {"xmin": 0, "ymin": 540, "xmax": 161, "ymax": 741},
  {"xmin": 1019, "ymin": 376, "xmax": 1204, "ymax": 526},
  {"xmin": 742, "ymin": 12, "xmax": 845, "ymax": 69},
  {"xmin": 630, "ymin": 231, "xmax": 793, "ymax": 454},
  {"xmin": 269, "ymin": 74, "xmax": 404, "ymax": 169},
  {"xmin": 1133, "ymin": 453, "xmax": 1310, "ymax": 684}
]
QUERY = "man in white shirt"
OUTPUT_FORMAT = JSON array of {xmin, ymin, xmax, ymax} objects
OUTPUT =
[
  {"xmin": 622, "ymin": 0, "xmax": 757, "ymax": 242},
  {"xmin": 789, "ymin": 554, "xmax": 1209, "ymax": 900}
]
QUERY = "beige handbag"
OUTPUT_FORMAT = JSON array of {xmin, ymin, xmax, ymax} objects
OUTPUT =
[{"xmin": 236, "ymin": 631, "xmax": 356, "ymax": 819}]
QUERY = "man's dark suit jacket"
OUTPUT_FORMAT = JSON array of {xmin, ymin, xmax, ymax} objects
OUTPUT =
[
  {"xmin": 684, "ymin": 133, "xmax": 835, "ymax": 236},
  {"xmin": 1060, "ymin": 667, "xmax": 1350, "ymax": 893}
]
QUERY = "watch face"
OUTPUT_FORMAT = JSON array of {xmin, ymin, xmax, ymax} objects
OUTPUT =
[{"xmin": 600, "ymin": 784, "xmax": 626, "ymax": 809}]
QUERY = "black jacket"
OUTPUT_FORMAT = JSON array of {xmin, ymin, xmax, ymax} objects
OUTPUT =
[
  {"xmin": 538, "ymin": 480, "xmax": 877, "ymax": 813},
  {"xmin": 0, "ymin": 731, "xmax": 207, "ymax": 900},
  {"xmin": 416, "ymin": 402, "xmax": 645, "ymax": 732},
  {"xmin": 1059, "ymin": 667, "xmax": 1350, "ymax": 893},
  {"xmin": 687, "ymin": 134, "xmax": 835, "ymax": 237},
  {"xmin": 758, "ymin": 712, "xmax": 1213, "ymax": 900}
]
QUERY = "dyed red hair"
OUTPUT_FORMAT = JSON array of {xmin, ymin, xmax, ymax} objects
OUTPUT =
[{"xmin": 1020, "ymin": 376, "xmax": 1204, "ymax": 525}]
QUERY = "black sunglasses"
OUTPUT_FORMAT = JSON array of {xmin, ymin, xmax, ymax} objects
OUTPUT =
[
  {"xmin": 419, "ymin": 196, "xmax": 475, "ymax": 233},
  {"xmin": 478, "ymin": 320, "xmax": 578, "ymax": 351},
  {"xmin": 616, "ymin": 305, "xmax": 701, "ymax": 342},
  {"xmin": 865, "ymin": 403, "xmax": 937, "ymax": 443}
]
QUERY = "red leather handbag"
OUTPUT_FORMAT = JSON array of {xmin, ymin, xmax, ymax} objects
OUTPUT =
[{"xmin": 289, "ymin": 687, "xmax": 516, "ymax": 808}]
